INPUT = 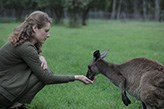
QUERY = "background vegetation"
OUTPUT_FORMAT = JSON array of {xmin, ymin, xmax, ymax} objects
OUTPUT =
[
  {"xmin": 0, "ymin": 20, "xmax": 163, "ymax": 109},
  {"xmin": 0, "ymin": 0, "xmax": 164, "ymax": 27}
]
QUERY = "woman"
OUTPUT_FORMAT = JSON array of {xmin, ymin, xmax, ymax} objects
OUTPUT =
[{"xmin": 0, "ymin": 11, "xmax": 93, "ymax": 109}]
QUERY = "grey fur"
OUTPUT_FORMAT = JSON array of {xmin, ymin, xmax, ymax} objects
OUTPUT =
[{"xmin": 86, "ymin": 50, "xmax": 164, "ymax": 109}]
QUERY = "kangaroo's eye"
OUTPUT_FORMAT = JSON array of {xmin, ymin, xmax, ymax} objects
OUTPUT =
[{"xmin": 45, "ymin": 29, "xmax": 49, "ymax": 32}]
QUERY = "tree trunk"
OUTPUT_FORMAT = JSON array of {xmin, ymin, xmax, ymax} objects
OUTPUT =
[
  {"xmin": 81, "ymin": 7, "xmax": 89, "ymax": 25},
  {"xmin": 133, "ymin": 0, "xmax": 140, "ymax": 19},
  {"xmin": 121, "ymin": 0, "xmax": 128, "ymax": 20},
  {"xmin": 111, "ymin": 0, "xmax": 117, "ymax": 19},
  {"xmin": 143, "ymin": 0, "xmax": 147, "ymax": 20},
  {"xmin": 155, "ymin": 0, "xmax": 160, "ymax": 21},
  {"xmin": 117, "ymin": 0, "xmax": 122, "ymax": 19},
  {"xmin": 15, "ymin": 8, "xmax": 23, "ymax": 21},
  {"xmin": 81, "ymin": 0, "xmax": 94, "ymax": 26},
  {"xmin": 53, "ymin": 5, "xmax": 64, "ymax": 24}
]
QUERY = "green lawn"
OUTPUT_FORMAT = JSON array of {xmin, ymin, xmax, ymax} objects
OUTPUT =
[{"xmin": 0, "ymin": 20, "xmax": 164, "ymax": 109}]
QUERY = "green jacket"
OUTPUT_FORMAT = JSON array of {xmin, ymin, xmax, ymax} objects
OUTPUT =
[{"xmin": 0, "ymin": 41, "xmax": 75, "ymax": 102}]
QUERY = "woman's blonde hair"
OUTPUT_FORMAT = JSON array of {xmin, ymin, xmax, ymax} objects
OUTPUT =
[{"xmin": 9, "ymin": 11, "xmax": 52, "ymax": 53}]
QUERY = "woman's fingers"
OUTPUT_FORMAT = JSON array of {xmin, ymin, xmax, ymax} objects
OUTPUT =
[
  {"xmin": 75, "ymin": 75, "xmax": 93, "ymax": 84},
  {"xmin": 39, "ymin": 55, "xmax": 48, "ymax": 70}
]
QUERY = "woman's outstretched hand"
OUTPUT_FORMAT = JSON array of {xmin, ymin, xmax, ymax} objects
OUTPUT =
[{"xmin": 74, "ymin": 75, "xmax": 93, "ymax": 84}]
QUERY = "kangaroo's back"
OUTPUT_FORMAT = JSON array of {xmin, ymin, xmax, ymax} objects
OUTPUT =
[
  {"xmin": 119, "ymin": 58, "xmax": 163, "ymax": 73},
  {"xmin": 119, "ymin": 58, "xmax": 163, "ymax": 78},
  {"xmin": 118, "ymin": 58, "xmax": 164, "ymax": 99}
]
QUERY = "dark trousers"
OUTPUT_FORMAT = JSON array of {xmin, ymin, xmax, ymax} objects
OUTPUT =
[
  {"xmin": 0, "ymin": 81, "xmax": 45, "ymax": 108},
  {"xmin": 0, "ymin": 94, "xmax": 12, "ymax": 108}
]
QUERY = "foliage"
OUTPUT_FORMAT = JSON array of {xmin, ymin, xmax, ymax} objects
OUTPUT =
[
  {"xmin": 64, "ymin": 0, "xmax": 93, "ymax": 27},
  {"xmin": 36, "ymin": 0, "xmax": 65, "ymax": 24},
  {"xmin": 0, "ymin": 0, "xmax": 164, "ymax": 25}
]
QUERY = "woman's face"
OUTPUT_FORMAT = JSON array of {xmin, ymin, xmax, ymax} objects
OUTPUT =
[{"xmin": 33, "ymin": 22, "xmax": 51, "ymax": 44}]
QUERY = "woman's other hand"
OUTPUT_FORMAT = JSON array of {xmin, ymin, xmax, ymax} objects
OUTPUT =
[
  {"xmin": 74, "ymin": 75, "xmax": 93, "ymax": 84},
  {"xmin": 39, "ymin": 55, "xmax": 48, "ymax": 70}
]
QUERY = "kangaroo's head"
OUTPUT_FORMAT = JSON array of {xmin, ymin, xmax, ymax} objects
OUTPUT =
[{"xmin": 86, "ymin": 50, "xmax": 108, "ymax": 80}]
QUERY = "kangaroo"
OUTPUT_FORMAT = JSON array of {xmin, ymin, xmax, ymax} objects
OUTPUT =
[{"xmin": 86, "ymin": 50, "xmax": 164, "ymax": 109}]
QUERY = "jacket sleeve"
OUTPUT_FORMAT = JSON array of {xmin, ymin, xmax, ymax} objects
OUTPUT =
[{"xmin": 16, "ymin": 42, "xmax": 75, "ymax": 84}]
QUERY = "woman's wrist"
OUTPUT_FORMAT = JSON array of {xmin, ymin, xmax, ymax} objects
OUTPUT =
[
  {"xmin": 74, "ymin": 75, "xmax": 80, "ymax": 80},
  {"xmin": 74, "ymin": 75, "xmax": 93, "ymax": 84}
]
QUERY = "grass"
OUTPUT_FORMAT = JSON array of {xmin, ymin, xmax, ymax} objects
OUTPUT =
[{"xmin": 0, "ymin": 20, "xmax": 164, "ymax": 109}]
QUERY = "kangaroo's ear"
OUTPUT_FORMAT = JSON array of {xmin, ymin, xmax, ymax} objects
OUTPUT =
[
  {"xmin": 100, "ymin": 50, "xmax": 109, "ymax": 59},
  {"xmin": 93, "ymin": 50, "xmax": 100, "ymax": 61}
]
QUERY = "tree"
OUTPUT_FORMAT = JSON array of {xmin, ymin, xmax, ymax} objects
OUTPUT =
[
  {"xmin": 1, "ymin": 0, "xmax": 38, "ymax": 21},
  {"xmin": 2, "ymin": 0, "xmax": 23, "ymax": 21},
  {"xmin": 155, "ymin": 0, "xmax": 160, "ymax": 21},
  {"xmin": 0, "ymin": 0, "xmax": 164, "ymax": 23},
  {"xmin": 37, "ymin": 0, "xmax": 65, "ymax": 24},
  {"xmin": 81, "ymin": 0, "xmax": 94, "ymax": 25},
  {"xmin": 65, "ymin": 0, "xmax": 84, "ymax": 27},
  {"xmin": 111, "ymin": 0, "xmax": 117, "ymax": 19},
  {"xmin": 132, "ymin": 0, "xmax": 141, "ymax": 19}
]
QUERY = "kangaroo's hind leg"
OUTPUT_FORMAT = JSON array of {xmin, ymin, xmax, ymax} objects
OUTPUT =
[{"xmin": 141, "ymin": 102, "xmax": 147, "ymax": 109}]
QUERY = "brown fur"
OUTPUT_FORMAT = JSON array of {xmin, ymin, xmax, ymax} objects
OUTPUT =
[{"xmin": 87, "ymin": 57, "xmax": 164, "ymax": 109}]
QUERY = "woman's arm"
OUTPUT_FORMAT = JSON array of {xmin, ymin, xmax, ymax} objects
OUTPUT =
[
  {"xmin": 17, "ymin": 42, "xmax": 92, "ymax": 84},
  {"xmin": 38, "ymin": 55, "xmax": 93, "ymax": 84}
]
